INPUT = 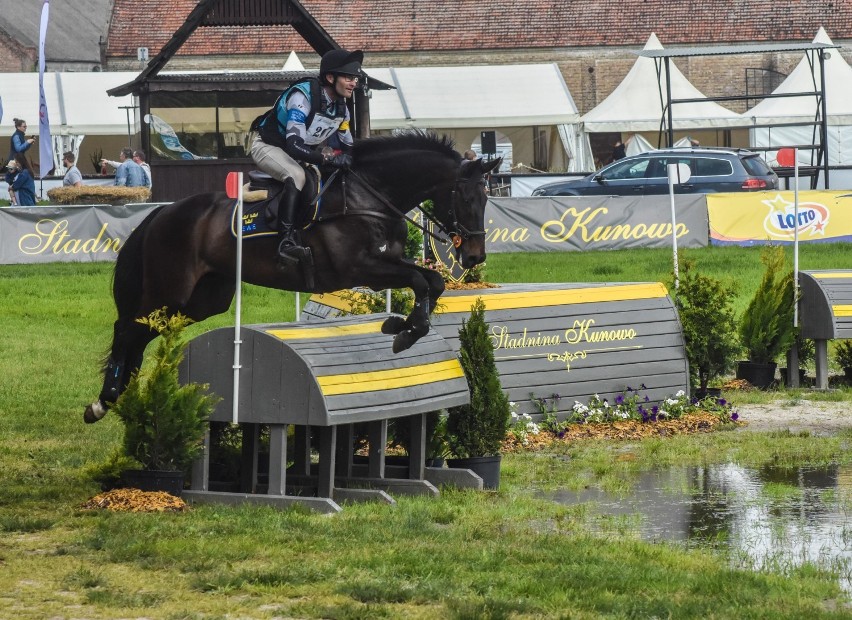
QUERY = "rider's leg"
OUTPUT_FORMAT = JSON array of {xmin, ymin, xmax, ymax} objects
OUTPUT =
[{"xmin": 275, "ymin": 178, "xmax": 309, "ymax": 262}]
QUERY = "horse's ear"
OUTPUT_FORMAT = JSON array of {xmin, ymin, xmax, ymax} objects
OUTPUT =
[{"xmin": 483, "ymin": 157, "xmax": 502, "ymax": 175}]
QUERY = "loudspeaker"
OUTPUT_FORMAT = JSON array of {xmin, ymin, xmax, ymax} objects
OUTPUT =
[{"xmin": 480, "ymin": 131, "xmax": 496, "ymax": 155}]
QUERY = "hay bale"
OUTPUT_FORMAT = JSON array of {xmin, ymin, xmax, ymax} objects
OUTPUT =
[{"xmin": 47, "ymin": 185, "xmax": 151, "ymax": 205}]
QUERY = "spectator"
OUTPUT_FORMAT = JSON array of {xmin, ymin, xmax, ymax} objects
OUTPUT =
[
  {"xmin": 133, "ymin": 149, "xmax": 152, "ymax": 188},
  {"xmin": 7, "ymin": 118, "xmax": 35, "ymax": 163},
  {"xmin": 7, "ymin": 153, "xmax": 36, "ymax": 206},
  {"xmin": 611, "ymin": 140, "xmax": 626, "ymax": 162},
  {"xmin": 463, "ymin": 149, "xmax": 477, "ymax": 161},
  {"xmin": 62, "ymin": 151, "xmax": 83, "ymax": 187},
  {"xmin": 103, "ymin": 147, "xmax": 146, "ymax": 187}
]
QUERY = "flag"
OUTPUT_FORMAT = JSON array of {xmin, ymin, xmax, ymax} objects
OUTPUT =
[{"xmin": 37, "ymin": 0, "xmax": 52, "ymax": 178}]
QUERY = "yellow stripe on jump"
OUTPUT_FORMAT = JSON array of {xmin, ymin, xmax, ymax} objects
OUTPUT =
[
  {"xmin": 266, "ymin": 320, "xmax": 385, "ymax": 341},
  {"xmin": 316, "ymin": 359, "xmax": 464, "ymax": 396},
  {"xmin": 309, "ymin": 291, "xmax": 363, "ymax": 311},
  {"xmin": 438, "ymin": 283, "xmax": 667, "ymax": 313},
  {"xmin": 814, "ymin": 272, "xmax": 852, "ymax": 279},
  {"xmin": 833, "ymin": 305, "xmax": 852, "ymax": 317}
]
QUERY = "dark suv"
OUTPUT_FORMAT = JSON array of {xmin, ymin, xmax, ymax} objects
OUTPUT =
[{"xmin": 531, "ymin": 148, "xmax": 779, "ymax": 196}]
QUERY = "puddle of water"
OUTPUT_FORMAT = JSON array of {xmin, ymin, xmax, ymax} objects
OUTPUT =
[{"xmin": 547, "ymin": 463, "xmax": 852, "ymax": 591}]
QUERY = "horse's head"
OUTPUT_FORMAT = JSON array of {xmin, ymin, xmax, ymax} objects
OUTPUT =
[{"xmin": 434, "ymin": 157, "xmax": 502, "ymax": 269}]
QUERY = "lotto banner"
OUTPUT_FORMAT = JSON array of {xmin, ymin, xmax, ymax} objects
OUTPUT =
[{"xmin": 708, "ymin": 191, "xmax": 852, "ymax": 245}]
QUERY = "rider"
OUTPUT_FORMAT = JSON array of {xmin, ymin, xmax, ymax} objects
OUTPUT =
[{"xmin": 250, "ymin": 48, "xmax": 362, "ymax": 265}]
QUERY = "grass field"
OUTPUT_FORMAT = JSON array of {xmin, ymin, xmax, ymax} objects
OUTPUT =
[{"xmin": 1, "ymin": 245, "xmax": 851, "ymax": 618}]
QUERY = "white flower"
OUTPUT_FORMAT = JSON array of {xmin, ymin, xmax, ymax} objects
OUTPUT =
[
  {"xmin": 666, "ymin": 398, "xmax": 679, "ymax": 406},
  {"xmin": 511, "ymin": 411, "xmax": 519, "ymax": 420},
  {"xmin": 522, "ymin": 413, "xmax": 532, "ymax": 420},
  {"xmin": 675, "ymin": 390, "xmax": 685, "ymax": 398}
]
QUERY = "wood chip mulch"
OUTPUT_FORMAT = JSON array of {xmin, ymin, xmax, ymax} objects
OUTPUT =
[
  {"xmin": 444, "ymin": 281, "xmax": 499, "ymax": 290},
  {"xmin": 80, "ymin": 488, "xmax": 189, "ymax": 513},
  {"xmin": 502, "ymin": 412, "xmax": 737, "ymax": 452}
]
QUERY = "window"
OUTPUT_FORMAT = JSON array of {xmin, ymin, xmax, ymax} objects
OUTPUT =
[
  {"xmin": 604, "ymin": 158, "xmax": 649, "ymax": 180},
  {"xmin": 741, "ymin": 154, "xmax": 773, "ymax": 176},
  {"xmin": 694, "ymin": 157, "xmax": 733, "ymax": 177},
  {"xmin": 148, "ymin": 90, "xmax": 278, "ymax": 161},
  {"xmin": 646, "ymin": 157, "xmax": 691, "ymax": 179}
]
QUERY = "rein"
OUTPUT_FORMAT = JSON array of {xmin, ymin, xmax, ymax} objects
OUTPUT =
[{"xmin": 345, "ymin": 168, "xmax": 484, "ymax": 246}]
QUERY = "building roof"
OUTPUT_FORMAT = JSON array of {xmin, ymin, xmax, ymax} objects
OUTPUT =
[
  {"xmin": 104, "ymin": 0, "xmax": 852, "ymax": 61},
  {"xmin": 0, "ymin": 0, "xmax": 112, "ymax": 65}
]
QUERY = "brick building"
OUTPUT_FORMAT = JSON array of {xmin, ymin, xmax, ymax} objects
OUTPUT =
[{"xmin": 100, "ymin": 0, "xmax": 852, "ymax": 115}]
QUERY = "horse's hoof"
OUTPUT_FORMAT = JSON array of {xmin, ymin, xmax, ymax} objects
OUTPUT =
[
  {"xmin": 392, "ymin": 331, "xmax": 417, "ymax": 353},
  {"xmin": 382, "ymin": 316, "xmax": 407, "ymax": 335},
  {"xmin": 83, "ymin": 401, "xmax": 107, "ymax": 424}
]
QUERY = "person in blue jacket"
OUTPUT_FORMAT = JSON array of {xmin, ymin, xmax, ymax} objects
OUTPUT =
[
  {"xmin": 7, "ymin": 153, "xmax": 36, "ymax": 206},
  {"xmin": 8, "ymin": 118, "xmax": 35, "ymax": 163}
]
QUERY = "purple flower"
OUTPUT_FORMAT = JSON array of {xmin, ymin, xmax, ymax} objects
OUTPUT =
[
  {"xmin": 640, "ymin": 383, "xmax": 647, "ymax": 390},
  {"xmin": 615, "ymin": 394, "xmax": 624, "ymax": 405},
  {"xmin": 731, "ymin": 412, "xmax": 739, "ymax": 421},
  {"xmin": 650, "ymin": 413, "xmax": 658, "ymax": 422},
  {"xmin": 627, "ymin": 386, "xmax": 634, "ymax": 393},
  {"xmin": 716, "ymin": 398, "xmax": 727, "ymax": 406},
  {"xmin": 690, "ymin": 397, "xmax": 699, "ymax": 405},
  {"xmin": 652, "ymin": 406, "xmax": 659, "ymax": 414}
]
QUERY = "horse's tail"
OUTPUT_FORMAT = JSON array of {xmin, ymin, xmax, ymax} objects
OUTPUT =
[{"xmin": 112, "ymin": 205, "xmax": 166, "ymax": 321}]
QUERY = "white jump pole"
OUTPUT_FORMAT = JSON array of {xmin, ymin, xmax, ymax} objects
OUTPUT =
[
  {"xmin": 793, "ymin": 148, "xmax": 800, "ymax": 330},
  {"xmin": 231, "ymin": 172, "xmax": 244, "ymax": 425},
  {"xmin": 667, "ymin": 163, "xmax": 691, "ymax": 290}
]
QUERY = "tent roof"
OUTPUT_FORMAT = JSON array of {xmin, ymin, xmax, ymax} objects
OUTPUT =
[
  {"xmin": 0, "ymin": 72, "xmax": 138, "ymax": 136},
  {"xmin": 581, "ymin": 33, "xmax": 749, "ymax": 132},
  {"xmin": 745, "ymin": 28, "xmax": 852, "ymax": 124},
  {"xmin": 367, "ymin": 64, "xmax": 579, "ymax": 129}
]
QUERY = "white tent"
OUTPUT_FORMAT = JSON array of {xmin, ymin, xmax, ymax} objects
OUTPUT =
[
  {"xmin": 746, "ymin": 28, "xmax": 852, "ymax": 166},
  {"xmin": 0, "ymin": 72, "xmax": 139, "ymax": 137},
  {"xmin": 581, "ymin": 33, "xmax": 747, "ymax": 133},
  {"xmin": 367, "ymin": 63, "xmax": 592, "ymax": 171}
]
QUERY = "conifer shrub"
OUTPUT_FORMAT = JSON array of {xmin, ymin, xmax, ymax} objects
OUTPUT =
[
  {"xmin": 447, "ymin": 297, "xmax": 510, "ymax": 458},
  {"xmin": 112, "ymin": 309, "xmax": 220, "ymax": 472},
  {"xmin": 675, "ymin": 259, "xmax": 739, "ymax": 392},
  {"xmin": 738, "ymin": 245, "xmax": 795, "ymax": 364}
]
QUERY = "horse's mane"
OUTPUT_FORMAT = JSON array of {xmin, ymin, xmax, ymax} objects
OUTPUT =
[{"xmin": 353, "ymin": 130, "xmax": 460, "ymax": 162}]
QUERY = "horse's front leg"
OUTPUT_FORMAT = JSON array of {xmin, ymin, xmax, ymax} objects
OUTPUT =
[
  {"xmin": 379, "ymin": 264, "xmax": 445, "ymax": 349},
  {"xmin": 360, "ymin": 261, "xmax": 435, "ymax": 353}
]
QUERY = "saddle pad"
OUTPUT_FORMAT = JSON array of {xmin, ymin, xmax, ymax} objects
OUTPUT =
[{"xmin": 229, "ymin": 170, "xmax": 326, "ymax": 240}]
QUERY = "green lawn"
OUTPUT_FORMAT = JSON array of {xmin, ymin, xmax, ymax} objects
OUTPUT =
[{"xmin": 1, "ymin": 247, "xmax": 852, "ymax": 618}]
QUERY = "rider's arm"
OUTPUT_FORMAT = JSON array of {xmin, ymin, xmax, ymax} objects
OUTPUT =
[
  {"xmin": 281, "ymin": 90, "xmax": 325, "ymax": 165},
  {"xmin": 336, "ymin": 108, "xmax": 354, "ymax": 155}
]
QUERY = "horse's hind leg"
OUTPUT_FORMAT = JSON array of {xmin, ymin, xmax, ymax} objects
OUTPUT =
[{"xmin": 84, "ymin": 318, "xmax": 158, "ymax": 423}]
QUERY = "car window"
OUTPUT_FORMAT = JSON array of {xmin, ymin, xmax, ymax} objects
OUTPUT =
[
  {"xmin": 603, "ymin": 158, "xmax": 649, "ymax": 180},
  {"xmin": 646, "ymin": 157, "xmax": 692, "ymax": 179},
  {"xmin": 694, "ymin": 158, "xmax": 733, "ymax": 177},
  {"xmin": 741, "ymin": 154, "xmax": 773, "ymax": 176}
]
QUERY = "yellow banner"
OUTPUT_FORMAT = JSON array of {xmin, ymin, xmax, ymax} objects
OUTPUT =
[{"xmin": 707, "ymin": 191, "xmax": 852, "ymax": 244}]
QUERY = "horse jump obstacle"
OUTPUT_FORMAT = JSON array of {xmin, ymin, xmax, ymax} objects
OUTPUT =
[
  {"xmin": 178, "ymin": 314, "xmax": 477, "ymax": 513},
  {"xmin": 798, "ymin": 270, "xmax": 852, "ymax": 389},
  {"xmin": 304, "ymin": 282, "xmax": 690, "ymax": 421}
]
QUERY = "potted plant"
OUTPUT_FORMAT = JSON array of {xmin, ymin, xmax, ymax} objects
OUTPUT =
[
  {"xmin": 674, "ymin": 259, "xmax": 739, "ymax": 398},
  {"xmin": 446, "ymin": 297, "xmax": 511, "ymax": 489},
  {"xmin": 736, "ymin": 245, "xmax": 795, "ymax": 389},
  {"xmin": 833, "ymin": 339, "xmax": 852, "ymax": 382},
  {"xmin": 112, "ymin": 308, "xmax": 220, "ymax": 495}
]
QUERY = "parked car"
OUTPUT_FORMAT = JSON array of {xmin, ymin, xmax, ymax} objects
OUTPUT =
[{"xmin": 531, "ymin": 147, "xmax": 779, "ymax": 196}]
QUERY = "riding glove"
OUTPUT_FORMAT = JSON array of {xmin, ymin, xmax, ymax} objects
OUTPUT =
[{"xmin": 326, "ymin": 153, "xmax": 353, "ymax": 169}]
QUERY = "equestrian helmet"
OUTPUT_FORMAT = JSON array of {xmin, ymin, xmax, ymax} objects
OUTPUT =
[{"xmin": 320, "ymin": 48, "xmax": 364, "ymax": 79}]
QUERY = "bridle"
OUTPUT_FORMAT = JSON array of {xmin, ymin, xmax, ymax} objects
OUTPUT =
[{"xmin": 345, "ymin": 168, "xmax": 485, "ymax": 247}]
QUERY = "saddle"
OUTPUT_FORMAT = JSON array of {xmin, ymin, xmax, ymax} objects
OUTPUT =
[{"xmin": 231, "ymin": 165, "xmax": 346, "ymax": 239}]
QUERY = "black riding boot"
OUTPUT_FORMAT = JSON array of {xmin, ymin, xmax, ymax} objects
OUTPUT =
[{"xmin": 275, "ymin": 179, "xmax": 309, "ymax": 265}]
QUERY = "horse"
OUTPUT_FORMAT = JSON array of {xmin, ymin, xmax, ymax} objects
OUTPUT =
[{"xmin": 84, "ymin": 131, "xmax": 501, "ymax": 423}]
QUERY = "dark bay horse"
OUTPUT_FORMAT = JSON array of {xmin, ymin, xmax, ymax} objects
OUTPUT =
[{"xmin": 85, "ymin": 131, "xmax": 501, "ymax": 422}]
